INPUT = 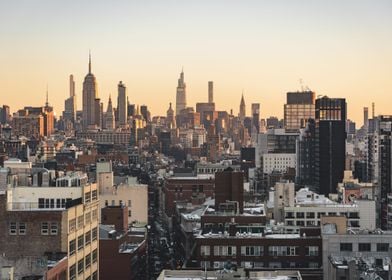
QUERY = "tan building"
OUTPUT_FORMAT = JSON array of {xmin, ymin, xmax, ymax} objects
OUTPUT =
[
  {"xmin": 100, "ymin": 178, "xmax": 148, "ymax": 224},
  {"xmin": 0, "ymin": 169, "xmax": 99, "ymax": 280},
  {"xmin": 12, "ymin": 112, "xmax": 44, "ymax": 138},
  {"xmin": 284, "ymin": 91, "xmax": 315, "ymax": 132}
]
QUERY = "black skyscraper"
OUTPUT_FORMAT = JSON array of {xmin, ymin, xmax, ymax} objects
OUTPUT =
[{"xmin": 315, "ymin": 96, "xmax": 347, "ymax": 195}]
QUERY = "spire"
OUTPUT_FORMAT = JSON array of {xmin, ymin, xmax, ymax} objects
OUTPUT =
[
  {"xmin": 45, "ymin": 84, "xmax": 49, "ymax": 107},
  {"xmin": 88, "ymin": 50, "xmax": 92, "ymax": 74}
]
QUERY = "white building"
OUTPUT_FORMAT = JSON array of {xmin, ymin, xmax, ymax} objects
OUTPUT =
[
  {"xmin": 284, "ymin": 188, "xmax": 376, "ymax": 230},
  {"xmin": 262, "ymin": 153, "xmax": 296, "ymax": 174}
]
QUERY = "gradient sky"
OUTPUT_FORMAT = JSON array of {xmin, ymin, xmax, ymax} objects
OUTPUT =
[{"xmin": 1, "ymin": 0, "xmax": 391, "ymax": 125}]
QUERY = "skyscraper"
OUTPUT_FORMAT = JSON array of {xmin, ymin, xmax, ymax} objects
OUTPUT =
[
  {"xmin": 315, "ymin": 96, "xmax": 347, "ymax": 195},
  {"xmin": 251, "ymin": 103, "xmax": 260, "ymax": 134},
  {"xmin": 208, "ymin": 81, "xmax": 213, "ymax": 104},
  {"xmin": 239, "ymin": 93, "xmax": 246, "ymax": 122},
  {"xmin": 284, "ymin": 91, "xmax": 315, "ymax": 132},
  {"xmin": 82, "ymin": 53, "xmax": 99, "ymax": 129},
  {"xmin": 117, "ymin": 81, "xmax": 127, "ymax": 127},
  {"xmin": 104, "ymin": 95, "xmax": 115, "ymax": 130},
  {"xmin": 175, "ymin": 70, "xmax": 186, "ymax": 115},
  {"xmin": 166, "ymin": 102, "xmax": 176, "ymax": 129},
  {"xmin": 363, "ymin": 107, "xmax": 369, "ymax": 128},
  {"xmin": 63, "ymin": 74, "xmax": 76, "ymax": 125}
]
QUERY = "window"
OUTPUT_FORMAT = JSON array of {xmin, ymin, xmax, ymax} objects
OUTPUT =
[
  {"xmin": 358, "ymin": 243, "xmax": 371, "ymax": 252},
  {"xmin": 50, "ymin": 222, "xmax": 58, "ymax": 235},
  {"xmin": 18, "ymin": 222, "xmax": 26, "ymax": 235},
  {"xmin": 38, "ymin": 198, "xmax": 45, "ymax": 208},
  {"xmin": 9, "ymin": 222, "xmax": 17, "ymax": 235},
  {"xmin": 69, "ymin": 239, "xmax": 76, "ymax": 255},
  {"xmin": 92, "ymin": 209, "xmax": 98, "ymax": 221},
  {"xmin": 85, "ymin": 253, "xmax": 91, "ymax": 268},
  {"xmin": 377, "ymin": 243, "xmax": 389, "ymax": 252},
  {"xmin": 340, "ymin": 243, "xmax": 353, "ymax": 252},
  {"xmin": 241, "ymin": 246, "xmax": 263, "ymax": 256},
  {"xmin": 128, "ymin": 210, "xmax": 132, "ymax": 217},
  {"xmin": 78, "ymin": 259, "xmax": 84, "ymax": 274},
  {"xmin": 128, "ymin": 200, "xmax": 132, "ymax": 207},
  {"xmin": 41, "ymin": 222, "xmax": 49, "ymax": 235},
  {"xmin": 214, "ymin": 246, "xmax": 235, "ymax": 256},
  {"xmin": 92, "ymin": 271, "xmax": 97, "ymax": 280},
  {"xmin": 78, "ymin": 215, "xmax": 84, "ymax": 229},
  {"xmin": 85, "ymin": 191, "xmax": 91, "ymax": 203},
  {"xmin": 306, "ymin": 246, "xmax": 319, "ymax": 256},
  {"xmin": 201, "ymin": 245, "xmax": 210, "ymax": 256},
  {"xmin": 69, "ymin": 264, "xmax": 76, "ymax": 280},
  {"xmin": 85, "ymin": 231, "xmax": 91, "ymax": 245},
  {"xmin": 92, "ymin": 190, "xmax": 97, "ymax": 201},
  {"xmin": 69, "ymin": 218, "xmax": 76, "ymax": 233},
  {"xmin": 85, "ymin": 212, "xmax": 91, "ymax": 224},
  {"xmin": 78, "ymin": 235, "xmax": 84, "ymax": 250},
  {"xmin": 92, "ymin": 249, "xmax": 97, "ymax": 263},
  {"xmin": 92, "ymin": 227, "xmax": 97, "ymax": 241}
]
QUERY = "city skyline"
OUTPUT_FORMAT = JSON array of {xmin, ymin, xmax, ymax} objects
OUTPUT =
[{"xmin": 1, "ymin": 0, "xmax": 392, "ymax": 124}]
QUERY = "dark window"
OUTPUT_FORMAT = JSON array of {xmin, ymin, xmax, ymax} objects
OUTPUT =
[
  {"xmin": 358, "ymin": 243, "xmax": 371, "ymax": 252},
  {"xmin": 85, "ymin": 231, "xmax": 91, "ymax": 245},
  {"xmin": 92, "ymin": 227, "xmax": 97, "ymax": 241},
  {"xmin": 340, "ymin": 243, "xmax": 352, "ymax": 252},
  {"xmin": 38, "ymin": 198, "xmax": 45, "ymax": 208},
  {"xmin": 78, "ymin": 235, "xmax": 84, "ymax": 250},
  {"xmin": 78, "ymin": 258, "xmax": 84, "ymax": 274},
  {"xmin": 69, "ymin": 264, "xmax": 76, "ymax": 280},
  {"xmin": 69, "ymin": 239, "xmax": 76, "ymax": 255},
  {"xmin": 92, "ymin": 249, "xmax": 97, "ymax": 263},
  {"xmin": 377, "ymin": 243, "xmax": 389, "ymax": 252},
  {"xmin": 85, "ymin": 253, "xmax": 91, "ymax": 268}
]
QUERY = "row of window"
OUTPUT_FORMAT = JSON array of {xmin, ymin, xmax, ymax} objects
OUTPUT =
[
  {"xmin": 69, "ymin": 252, "xmax": 97, "ymax": 280},
  {"xmin": 38, "ymin": 198, "xmax": 72, "ymax": 209},
  {"xmin": 69, "ymin": 209, "xmax": 98, "ymax": 233},
  {"xmin": 104, "ymin": 200, "xmax": 132, "ymax": 207},
  {"xmin": 340, "ymin": 242, "xmax": 389, "ymax": 252},
  {"xmin": 203, "ymin": 260, "xmax": 319, "ymax": 269},
  {"xmin": 201, "ymin": 245, "xmax": 319, "ymax": 257},
  {"xmin": 9, "ymin": 222, "xmax": 58, "ymax": 235},
  {"xmin": 285, "ymin": 212, "xmax": 360, "ymax": 219},
  {"xmin": 84, "ymin": 190, "xmax": 98, "ymax": 204},
  {"xmin": 69, "ymin": 227, "xmax": 98, "ymax": 255}
]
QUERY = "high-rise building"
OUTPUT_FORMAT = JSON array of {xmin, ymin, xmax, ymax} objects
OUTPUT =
[
  {"xmin": 284, "ymin": 91, "xmax": 315, "ymax": 132},
  {"xmin": 117, "ymin": 81, "xmax": 127, "ymax": 127},
  {"xmin": 251, "ymin": 103, "xmax": 260, "ymax": 134},
  {"xmin": 208, "ymin": 81, "xmax": 213, "ymax": 104},
  {"xmin": 166, "ymin": 102, "xmax": 176, "ymax": 129},
  {"xmin": 104, "ymin": 95, "xmax": 115, "ymax": 130},
  {"xmin": 63, "ymin": 74, "xmax": 77, "ymax": 126},
  {"xmin": 175, "ymin": 70, "xmax": 186, "ymax": 115},
  {"xmin": 296, "ymin": 118, "xmax": 316, "ymax": 189},
  {"xmin": 239, "ymin": 93, "xmax": 246, "ymax": 122},
  {"xmin": 140, "ymin": 105, "xmax": 149, "ymax": 122},
  {"xmin": 1, "ymin": 105, "xmax": 10, "ymax": 124},
  {"xmin": 363, "ymin": 107, "xmax": 369, "ymax": 128},
  {"xmin": 82, "ymin": 53, "xmax": 99, "ymax": 129},
  {"xmin": 315, "ymin": 96, "xmax": 347, "ymax": 195}
]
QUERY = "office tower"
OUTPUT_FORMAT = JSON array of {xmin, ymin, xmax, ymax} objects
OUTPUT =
[
  {"xmin": 239, "ymin": 93, "xmax": 246, "ymax": 122},
  {"xmin": 196, "ymin": 102, "xmax": 216, "ymax": 130},
  {"xmin": 215, "ymin": 168, "xmax": 244, "ymax": 214},
  {"xmin": 296, "ymin": 119, "xmax": 316, "ymax": 189},
  {"xmin": 364, "ymin": 107, "xmax": 369, "ymax": 128},
  {"xmin": 166, "ymin": 102, "xmax": 176, "ymax": 129},
  {"xmin": 82, "ymin": 53, "xmax": 99, "ymax": 129},
  {"xmin": 206, "ymin": 124, "xmax": 220, "ymax": 162},
  {"xmin": 1, "ymin": 105, "xmax": 10, "ymax": 124},
  {"xmin": 104, "ymin": 95, "xmax": 115, "ymax": 130},
  {"xmin": 367, "ymin": 115, "xmax": 392, "ymax": 229},
  {"xmin": 284, "ymin": 91, "xmax": 315, "ymax": 132},
  {"xmin": 251, "ymin": 103, "xmax": 260, "ymax": 134},
  {"xmin": 372, "ymin": 102, "xmax": 375, "ymax": 118},
  {"xmin": 315, "ymin": 96, "xmax": 347, "ymax": 195},
  {"xmin": 208, "ymin": 81, "xmax": 213, "ymax": 104},
  {"xmin": 63, "ymin": 75, "xmax": 77, "ymax": 125},
  {"xmin": 140, "ymin": 105, "xmax": 149, "ymax": 122},
  {"xmin": 117, "ymin": 81, "xmax": 127, "ymax": 127},
  {"xmin": 175, "ymin": 70, "xmax": 186, "ymax": 115}
]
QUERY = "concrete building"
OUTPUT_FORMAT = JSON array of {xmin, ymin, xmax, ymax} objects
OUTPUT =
[
  {"xmin": 104, "ymin": 95, "xmax": 115, "ymax": 130},
  {"xmin": 283, "ymin": 188, "xmax": 376, "ymax": 229},
  {"xmin": 0, "ymin": 169, "xmax": 99, "ymax": 280},
  {"xmin": 175, "ymin": 70, "xmax": 186, "ymax": 116},
  {"xmin": 12, "ymin": 112, "xmax": 44, "ymax": 138},
  {"xmin": 76, "ymin": 130, "xmax": 131, "ymax": 145},
  {"xmin": 284, "ymin": 91, "xmax": 315, "ymax": 132},
  {"xmin": 117, "ymin": 81, "xmax": 127, "ymax": 127},
  {"xmin": 82, "ymin": 53, "xmax": 100, "ymax": 130},
  {"xmin": 208, "ymin": 81, "xmax": 214, "ymax": 104},
  {"xmin": 215, "ymin": 169, "xmax": 244, "ymax": 214},
  {"xmin": 322, "ymin": 216, "xmax": 392, "ymax": 280},
  {"xmin": 262, "ymin": 153, "xmax": 296, "ymax": 174},
  {"xmin": 63, "ymin": 74, "xmax": 77, "ymax": 128}
]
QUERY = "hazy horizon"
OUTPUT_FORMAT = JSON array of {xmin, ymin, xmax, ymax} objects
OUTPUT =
[{"xmin": 1, "ymin": 0, "xmax": 391, "ymax": 125}]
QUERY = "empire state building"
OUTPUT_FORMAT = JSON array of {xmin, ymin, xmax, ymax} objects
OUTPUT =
[{"xmin": 82, "ymin": 53, "xmax": 100, "ymax": 130}]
